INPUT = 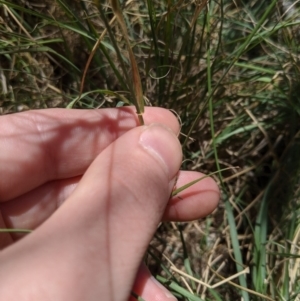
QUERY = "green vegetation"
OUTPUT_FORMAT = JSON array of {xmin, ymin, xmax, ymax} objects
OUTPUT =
[{"xmin": 1, "ymin": 0, "xmax": 300, "ymax": 299}]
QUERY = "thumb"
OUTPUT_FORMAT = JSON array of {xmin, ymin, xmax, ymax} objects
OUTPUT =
[{"xmin": 0, "ymin": 124, "xmax": 182, "ymax": 301}]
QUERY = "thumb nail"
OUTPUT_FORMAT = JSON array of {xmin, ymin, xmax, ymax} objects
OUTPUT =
[{"xmin": 139, "ymin": 124, "xmax": 182, "ymax": 180}]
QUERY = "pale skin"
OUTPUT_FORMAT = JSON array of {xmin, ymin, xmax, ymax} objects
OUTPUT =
[{"xmin": 0, "ymin": 106, "xmax": 220, "ymax": 301}]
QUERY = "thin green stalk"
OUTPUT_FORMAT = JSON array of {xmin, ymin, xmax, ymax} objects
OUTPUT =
[
  {"xmin": 206, "ymin": 4, "xmax": 249, "ymax": 300},
  {"xmin": 183, "ymin": 0, "xmax": 278, "ymax": 148},
  {"xmin": 172, "ymin": 167, "xmax": 232, "ymax": 197},
  {"xmin": 145, "ymin": 0, "xmax": 162, "ymax": 101},
  {"xmin": 165, "ymin": 2, "xmax": 206, "ymax": 104},
  {"xmin": 178, "ymin": 224, "xmax": 196, "ymax": 291},
  {"xmin": 0, "ymin": 229, "xmax": 32, "ymax": 233},
  {"xmin": 95, "ymin": 1, "xmax": 131, "ymax": 86},
  {"xmin": 157, "ymin": 275, "xmax": 205, "ymax": 301}
]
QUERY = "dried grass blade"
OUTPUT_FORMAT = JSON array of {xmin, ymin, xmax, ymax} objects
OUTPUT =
[{"xmin": 110, "ymin": 0, "xmax": 144, "ymax": 124}]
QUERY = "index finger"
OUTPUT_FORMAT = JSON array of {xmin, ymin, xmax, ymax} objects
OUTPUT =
[{"xmin": 0, "ymin": 107, "xmax": 180, "ymax": 201}]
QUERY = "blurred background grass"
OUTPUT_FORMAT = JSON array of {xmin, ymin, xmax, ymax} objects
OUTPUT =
[{"xmin": 1, "ymin": 0, "xmax": 300, "ymax": 300}]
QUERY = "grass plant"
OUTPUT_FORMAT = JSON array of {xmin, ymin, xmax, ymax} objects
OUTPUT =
[{"xmin": 1, "ymin": 0, "xmax": 300, "ymax": 300}]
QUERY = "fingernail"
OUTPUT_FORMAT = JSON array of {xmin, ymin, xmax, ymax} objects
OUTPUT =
[
  {"xmin": 139, "ymin": 124, "xmax": 182, "ymax": 179},
  {"xmin": 150, "ymin": 277, "xmax": 178, "ymax": 300}
]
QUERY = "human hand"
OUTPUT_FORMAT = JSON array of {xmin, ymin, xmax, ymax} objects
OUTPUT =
[{"xmin": 0, "ymin": 107, "xmax": 219, "ymax": 300}]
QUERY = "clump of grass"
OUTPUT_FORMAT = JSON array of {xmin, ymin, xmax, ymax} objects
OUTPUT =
[{"xmin": 1, "ymin": 0, "xmax": 300, "ymax": 300}]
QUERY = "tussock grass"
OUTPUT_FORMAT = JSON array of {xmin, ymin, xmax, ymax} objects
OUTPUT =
[{"xmin": 1, "ymin": 0, "xmax": 300, "ymax": 300}]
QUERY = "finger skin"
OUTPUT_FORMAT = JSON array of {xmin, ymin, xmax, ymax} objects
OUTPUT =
[
  {"xmin": 130, "ymin": 263, "xmax": 177, "ymax": 301},
  {"xmin": 0, "ymin": 171, "xmax": 220, "ymax": 240},
  {"xmin": 0, "ymin": 107, "xmax": 179, "ymax": 201},
  {"xmin": 0, "ymin": 107, "xmax": 220, "ymax": 301},
  {"xmin": 0, "ymin": 177, "xmax": 79, "ymax": 242},
  {"xmin": 0, "ymin": 124, "xmax": 182, "ymax": 301},
  {"xmin": 163, "ymin": 171, "xmax": 220, "ymax": 221},
  {"xmin": 0, "ymin": 107, "xmax": 219, "ymax": 245}
]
